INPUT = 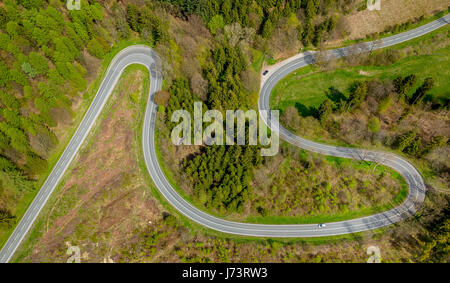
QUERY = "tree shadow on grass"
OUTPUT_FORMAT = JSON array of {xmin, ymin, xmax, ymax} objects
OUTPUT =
[
  {"xmin": 294, "ymin": 87, "xmax": 347, "ymax": 118},
  {"xmin": 325, "ymin": 86, "xmax": 347, "ymax": 104},
  {"xmin": 295, "ymin": 102, "xmax": 318, "ymax": 117}
]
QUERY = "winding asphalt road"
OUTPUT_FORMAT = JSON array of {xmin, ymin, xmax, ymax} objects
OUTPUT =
[{"xmin": 0, "ymin": 14, "xmax": 448, "ymax": 262}]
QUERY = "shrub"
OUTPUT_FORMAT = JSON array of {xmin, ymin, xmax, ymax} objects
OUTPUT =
[
  {"xmin": 368, "ymin": 117, "xmax": 381, "ymax": 133},
  {"xmin": 87, "ymin": 38, "xmax": 105, "ymax": 58}
]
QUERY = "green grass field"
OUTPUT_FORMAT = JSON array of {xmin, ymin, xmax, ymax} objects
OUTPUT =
[{"xmin": 271, "ymin": 45, "xmax": 450, "ymax": 114}]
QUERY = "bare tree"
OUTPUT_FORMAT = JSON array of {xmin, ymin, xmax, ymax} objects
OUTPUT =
[
  {"xmin": 370, "ymin": 36, "xmax": 383, "ymax": 53},
  {"xmin": 313, "ymin": 44, "xmax": 329, "ymax": 70}
]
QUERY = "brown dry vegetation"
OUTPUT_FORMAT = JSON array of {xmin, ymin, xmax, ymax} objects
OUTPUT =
[
  {"xmin": 20, "ymin": 69, "xmax": 166, "ymax": 262},
  {"xmin": 250, "ymin": 144, "xmax": 403, "ymax": 218},
  {"xmin": 158, "ymin": 14, "xmax": 212, "ymax": 99},
  {"xmin": 329, "ymin": 0, "xmax": 449, "ymax": 46}
]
